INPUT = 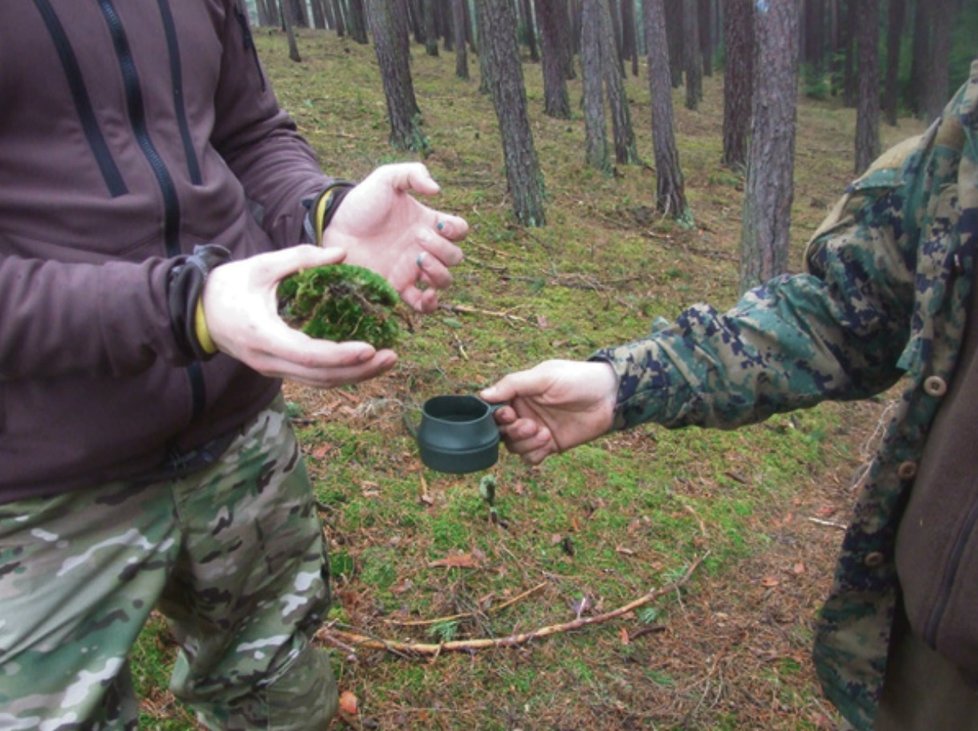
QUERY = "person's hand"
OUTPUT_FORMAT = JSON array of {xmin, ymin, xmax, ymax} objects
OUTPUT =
[
  {"xmin": 322, "ymin": 162, "xmax": 468, "ymax": 313},
  {"xmin": 201, "ymin": 245, "xmax": 397, "ymax": 388},
  {"xmin": 480, "ymin": 360, "xmax": 618, "ymax": 465}
]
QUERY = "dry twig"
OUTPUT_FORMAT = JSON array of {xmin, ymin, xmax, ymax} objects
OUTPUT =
[
  {"xmin": 317, "ymin": 553, "xmax": 708, "ymax": 656},
  {"xmin": 383, "ymin": 582, "xmax": 547, "ymax": 627}
]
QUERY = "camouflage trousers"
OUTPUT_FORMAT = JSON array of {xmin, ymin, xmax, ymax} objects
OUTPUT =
[{"xmin": 0, "ymin": 396, "xmax": 338, "ymax": 730}]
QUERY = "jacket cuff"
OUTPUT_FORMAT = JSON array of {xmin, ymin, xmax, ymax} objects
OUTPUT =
[{"xmin": 167, "ymin": 244, "xmax": 232, "ymax": 361}]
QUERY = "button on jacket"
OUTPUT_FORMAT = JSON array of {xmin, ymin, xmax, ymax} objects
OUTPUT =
[
  {"xmin": 594, "ymin": 64, "xmax": 978, "ymax": 730},
  {"xmin": 0, "ymin": 1, "xmax": 337, "ymax": 500}
]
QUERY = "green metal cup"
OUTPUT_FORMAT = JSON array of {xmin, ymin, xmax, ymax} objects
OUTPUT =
[{"xmin": 416, "ymin": 395, "xmax": 503, "ymax": 473}]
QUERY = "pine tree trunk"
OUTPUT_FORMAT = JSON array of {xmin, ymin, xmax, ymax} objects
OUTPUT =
[
  {"xmin": 740, "ymin": 0, "xmax": 800, "ymax": 293},
  {"xmin": 909, "ymin": 0, "xmax": 930, "ymax": 117},
  {"xmin": 643, "ymin": 0, "xmax": 687, "ymax": 217},
  {"xmin": 600, "ymin": 0, "xmax": 638, "ymax": 164},
  {"xmin": 535, "ymin": 0, "xmax": 572, "ymax": 118},
  {"xmin": 452, "ymin": 0, "xmax": 470, "ymax": 78},
  {"xmin": 842, "ymin": 0, "xmax": 856, "ymax": 106},
  {"xmin": 665, "ymin": 0, "xmax": 684, "ymax": 88},
  {"xmin": 581, "ymin": 0, "xmax": 610, "ymax": 173},
  {"xmin": 366, "ymin": 0, "xmax": 428, "ymax": 152},
  {"xmin": 332, "ymin": 0, "xmax": 346, "ymax": 36},
  {"xmin": 683, "ymin": 0, "xmax": 702, "ymax": 109},
  {"xmin": 281, "ymin": 0, "xmax": 302, "ymax": 61},
  {"xmin": 854, "ymin": 0, "xmax": 880, "ymax": 174},
  {"xmin": 922, "ymin": 0, "xmax": 953, "ymax": 121},
  {"xmin": 883, "ymin": 0, "xmax": 905, "ymax": 125},
  {"xmin": 721, "ymin": 0, "xmax": 753, "ymax": 171},
  {"xmin": 520, "ymin": 0, "xmax": 540, "ymax": 62},
  {"xmin": 698, "ymin": 0, "xmax": 712, "ymax": 76},
  {"xmin": 620, "ymin": 0, "xmax": 639, "ymax": 76},
  {"xmin": 423, "ymin": 0, "xmax": 439, "ymax": 55},
  {"xmin": 478, "ymin": 0, "xmax": 547, "ymax": 226}
]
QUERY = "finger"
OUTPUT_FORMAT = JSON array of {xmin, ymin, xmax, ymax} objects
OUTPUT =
[
  {"xmin": 259, "ymin": 244, "xmax": 347, "ymax": 283},
  {"xmin": 260, "ymin": 349, "xmax": 397, "ymax": 388},
  {"xmin": 418, "ymin": 227, "xmax": 465, "ymax": 267},
  {"xmin": 481, "ymin": 369, "xmax": 549, "ymax": 404},
  {"xmin": 261, "ymin": 323, "xmax": 378, "ymax": 367},
  {"xmin": 415, "ymin": 250, "xmax": 454, "ymax": 290},
  {"xmin": 398, "ymin": 283, "xmax": 439, "ymax": 314},
  {"xmin": 431, "ymin": 212, "xmax": 470, "ymax": 242},
  {"xmin": 386, "ymin": 162, "xmax": 441, "ymax": 196}
]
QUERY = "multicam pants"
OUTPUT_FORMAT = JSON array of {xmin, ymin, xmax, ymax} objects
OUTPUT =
[{"xmin": 0, "ymin": 397, "xmax": 338, "ymax": 730}]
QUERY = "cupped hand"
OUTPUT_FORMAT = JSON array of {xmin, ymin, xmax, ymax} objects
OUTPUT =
[
  {"xmin": 321, "ymin": 162, "xmax": 468, "ymax": 313},
  {"xmin": 201, "ymin": 245, "xmax": 397, "ymax": 388},
  {"xmin": 479, "ymin": 360, "xmax": 619, "ymax": 465}
]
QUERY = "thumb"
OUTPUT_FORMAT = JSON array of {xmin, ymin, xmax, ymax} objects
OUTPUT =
[
  {"xmin": 265, "ymin": 245, "xmax": 346, "ymax": 281},
  {"xmin": 481, "ymin": 368, "xmax": 547, "ymax": 404},
  {"xmin": 385, "ymin": 162, "xmax": 440, "ymax": 196}
]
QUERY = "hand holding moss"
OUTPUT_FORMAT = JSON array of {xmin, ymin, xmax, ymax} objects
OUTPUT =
[
  {"xmin": 201, "ymin": 245, "xmax": 397, "ymax": 388},
  {"xmin": 277, "ymin": 263, "xmax": 403, "ymax": 349}
]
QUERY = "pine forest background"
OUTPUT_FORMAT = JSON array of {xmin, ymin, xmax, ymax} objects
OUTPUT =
[{"xmin": 133, "ymin": 1, "xmax": 977, "ymax": 729}]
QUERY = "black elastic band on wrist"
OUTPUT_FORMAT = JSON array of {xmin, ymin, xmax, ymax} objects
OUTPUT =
[{"xmin": 167, "ymin": 244, "xmax": 232, "ymax": 361}]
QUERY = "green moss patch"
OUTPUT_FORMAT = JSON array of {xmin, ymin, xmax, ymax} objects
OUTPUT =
[{"xmin": 278, "ymin": 263, "xmax": 401, "ymax": 348}]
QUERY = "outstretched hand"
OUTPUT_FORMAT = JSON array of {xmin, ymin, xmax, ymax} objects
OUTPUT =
[
  {"xmin": 202, "ymin": 245, "xmax": 397, "ymax": 388},
  {"xmin": 480, "ymin": 360, "xmax": 619, "ymax": 465},
  {"xmin": 322, "ymin": 162, "xmax": 468, "ymax": 313}
]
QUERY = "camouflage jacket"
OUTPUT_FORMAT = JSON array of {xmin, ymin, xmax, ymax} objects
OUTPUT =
[{"xmin": 594, "ymin": 63, "xmax": 978, "ymax": 730}]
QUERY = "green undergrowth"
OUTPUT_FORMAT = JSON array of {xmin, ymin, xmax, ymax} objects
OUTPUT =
[{"xmin": 132, "ymin": 27, "xmax": 929, "ymax": 730}]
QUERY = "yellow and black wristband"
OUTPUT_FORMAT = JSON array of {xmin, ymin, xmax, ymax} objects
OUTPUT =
[{"xmin": 312, "ymin": 181, "xmax": 355, "ymax": 244}]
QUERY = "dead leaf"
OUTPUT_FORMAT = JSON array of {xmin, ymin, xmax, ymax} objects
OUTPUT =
[
  {"xmin": 761, "ymin": 576, "xmax": 780, "ymax": 588},
  {"xmin": 619, "ymin": 627, "xmax": 630, "ymax": 645},
  {"xmin": 338, "ymin": 690, "xmax": 358, "ymax": 715},
  {"xmin": 309, "ymin": 443, "xmax": 335, "ymax": 460},
  {"xmin": 428, "ymin": 552, "xmax": 481, "ymax": 569},
  {"xmin": 792, "ymin": 562, "xmax": 806, "ymax": 575},
  {"xmin": 615, "ymin": 545, "xmax": 636, "ymax": 556}
]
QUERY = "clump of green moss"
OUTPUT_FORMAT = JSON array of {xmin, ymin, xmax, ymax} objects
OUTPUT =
[{"xmin": 278, "ymin": 263, "xmax": 402, "ymax": 348}]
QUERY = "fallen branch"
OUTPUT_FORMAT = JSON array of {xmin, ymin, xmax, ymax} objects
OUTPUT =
[
  {"xmin": 806, "ymin": 516, "xmax": 848, "ymax": 531},
  {"xmin": 383, "ymin": 582, "xmax": 547, "ymax": 627},
  {"xmin": 318, "ymin": 553, "xmax": 707, "ymax": 656},
  {"xmin": 440, "ymin": 303, "xmax": 533, "ymax": 327}
]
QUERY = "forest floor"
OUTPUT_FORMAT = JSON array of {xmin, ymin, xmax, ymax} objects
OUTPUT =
[{"xmin": 132, "ymin": 28, "xmax": 927, "ymax": 730}]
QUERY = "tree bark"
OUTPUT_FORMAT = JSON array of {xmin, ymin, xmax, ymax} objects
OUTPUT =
[
  {"xmin": 478, "ymin": 0, "xmax": 547, "ymax": 226},
  {"xmin": 882, "ymin": 0, "xmax": 905, "ymax": 125},
  {"xmin": 665, "ymin": 0, "xmax": 684, "ymax": 87},
  {"xmin": 683, "ymin": 0, "xmax": 702, "ymax": 109},
  {"xmin": 721, "ymin": 0, "xmax": 753, "ymax": 171},
  {"xmin": 423, "ymin": 0, "xmax": 439, "ymax": 54},
  {"xmin": 842, "ymin": 0, "xmax": 856, "ymax": 106},
  {"xmin": 642, "ymin": 0, "xmax": 687, "ymax": 217},
  {"xmin": 854, "ymin": 0, "xmax": 880, "ymax": 175},
  {"xmin": 452, "ymin": 0, "xmax": 469, "ymax": 78},
  {"xmin": 922, "ymin": 0, "xmax": 953, "ymax": 121},
  {"xmin": 366, "ymin": 0, "xmax": 428, "ymax": 152},
  {"xmin": 698, "ymin": 0, "xmax": 713, "ymax": 76},
  {"xmin": 535, "ymin": 0, "xmax": 572, "ymax": 118},
  {"xmin": 289, "ymin": 0, "xmax": 309, "ymax": 27},
  {"xmin": 739, "ymin": 0, "xmax": 800, "ymax": 293},
  {"xmin": 581, "ymin": 0, "xmax": 610, "ymax": 173},
  {"xmin": 281, "ymin": 0, "xmax": 301, "ymax": 61},
  {"xmin": 621, "ymin": 0, "xmax": 639, "ymax": 76},
  {"xmin": 332, "ymin": 0, "xmax": 346, "ymax": 36},
  {"xmin": 909, "ymin": 0, "xmax": 930, "ymax": 117},
  {"xmin": 520, "ymin": 0, "xmax": 540, "ymax": 62},
  {"xmin": 600, "ymin": 0, "xmax": 638, "ymax": 164}
]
